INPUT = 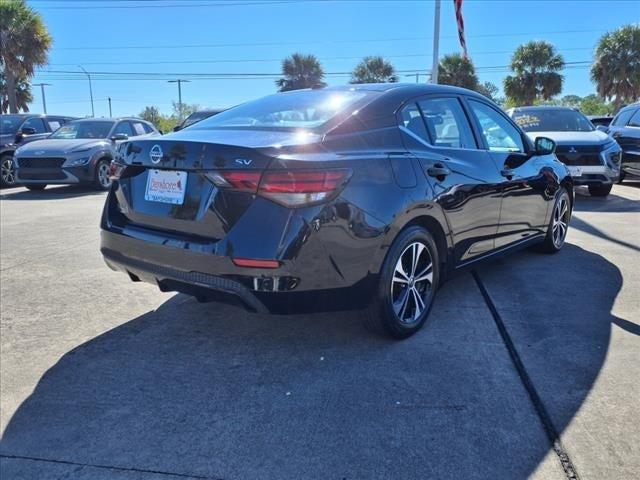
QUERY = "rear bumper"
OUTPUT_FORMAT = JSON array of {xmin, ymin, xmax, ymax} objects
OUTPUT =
[{"xmin": 100, "ymin": 214, "xmax": 379, "ymax": 314}]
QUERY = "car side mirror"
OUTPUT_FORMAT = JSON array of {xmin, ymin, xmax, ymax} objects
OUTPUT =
[
  {"xmin": 21, "ymin": 126, "xmax": 37, "ymax": 135},
  {"xmin": 111, "ymin": 133, "xmax": 128, "ymax": 141},
  {"xmin": 595, "ymin": 125, "xmax": 609, "ymax": 133},
  {"xmin": 535, "ymin": 136, "xmax": 556, "ymax": 155}
]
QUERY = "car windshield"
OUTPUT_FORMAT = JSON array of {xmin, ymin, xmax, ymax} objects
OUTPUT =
[
  {"xmin": 192, "ymin": 90, "xmax": 370, "ymax": 130},
  {"xmin": 512, "ymin": 109, "xmax": 594, "ymax": 132},
  {"xmin": 0, "ymin": 115, "xmax": 24, "ymax": 135},
  {"xmin": 50, "ymin": 121, "xmax": 115, "ymax": 139}
]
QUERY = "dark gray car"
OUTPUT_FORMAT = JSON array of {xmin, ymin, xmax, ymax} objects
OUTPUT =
[
  {"xmin": 13, "ymin": 117, "xmax": 159, "ymax": 191},
  {"xmin": 1, "ymin": 114, "xmax": 76, "ymax": 187}
]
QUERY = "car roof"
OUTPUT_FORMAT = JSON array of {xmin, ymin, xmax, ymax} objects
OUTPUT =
[
  {"xmin": 0, "ymin": 113, "xmax": 75, "ymax": 118},
  {"xmin": 509, "ymin": 106, "xmax": 577, "ymax": 112},
  {"xmin": 69, "ymin": 117, "xmax": 149, "ymax": 123}
]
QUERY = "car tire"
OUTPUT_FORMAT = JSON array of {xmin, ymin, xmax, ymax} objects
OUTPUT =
[
  {"xmin": 538, "ymin": 187, "xmax": 571, "ymax": 254},
  {"xmin": 588, "ymin": 184, "xmax": 612, "ymax": 197},
  {"xmin": 25, "ymin": 185, "xmax": 47, "ymax": 191},
  {"xmin": 1, "ymin": 154, "xmax": 17, "ymax": 188},
  {"xmin": 94, "ymin": 159, "xmax": 112, "ymax": 191},
  {"xmin": 362, "ymin": 226, "xmax": 439, "ymax": 339}
]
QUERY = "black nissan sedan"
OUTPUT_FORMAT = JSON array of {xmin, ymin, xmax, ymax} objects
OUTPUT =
[{"xmin": 101, "ymin": 84, "xmax": 572, "ymax": 338}]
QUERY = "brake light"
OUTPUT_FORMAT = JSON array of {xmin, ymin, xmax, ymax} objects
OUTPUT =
[
  {"xmin": 108, "ymin": 160, "xmax": 126, "ymax": 180},
  {"xmin": 206, "ymin": 169, "xmax": 352, "ymax": 207},
  {"xmin": 205, "ymin": 171, "xmax": 261, "ymax": 192},
  {"xmin": 259, "ymin": 169, "xmax": 352, "ymax": 206}
]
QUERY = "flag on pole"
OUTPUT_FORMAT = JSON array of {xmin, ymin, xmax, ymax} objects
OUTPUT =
[{"xmin": 454, "ymin": 0, "xmax": 468, "ymax": 58}]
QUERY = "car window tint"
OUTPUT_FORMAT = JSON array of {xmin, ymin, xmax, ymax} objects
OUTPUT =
[
  {"xmin": 22, "ymin": 117, "xmax": 47, "ymax": 133},
  {"xmin": 113, "ymin": 121, "xmax": 134, "ymax": 137},
  {"xmin": 132, "ymin": 122, "xmax": 146, "ymax": 136},
  {"xmin": 142, "ymin": 123, "xmax": 155, "ymax": 134},
  {"xmin": 468, "ymin": 100, "xmax": 524, "ymax": 152},
  {"xmin": 612, "ymin": 108, "xmax": 634, "ymax": 127},
  {"xmin": 628, "ymin": 108, "xmax": 640, "ymax": 127},
  {"xmin": 417, "ymin": 98, "xmax": 476, "ymax": 149},
  {"xmin": 399, "ymin": 103, "xmax": 429, "ymax": 143},
  {"xmin": 47, "ymin": 120, "xmax": 61, "ymax": 131}
]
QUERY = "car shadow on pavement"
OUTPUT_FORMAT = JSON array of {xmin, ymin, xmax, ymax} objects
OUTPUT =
[
  {"xmin": 572, "ymin": 189, "xmax": 640, "ymax": 213},
  {"xmin": 0, "ymin": 185, "xmax": 105, "ymax": 201},
  {"xmin": 0, "ymin": 245, "xmax": 625, "ymax": 479}
]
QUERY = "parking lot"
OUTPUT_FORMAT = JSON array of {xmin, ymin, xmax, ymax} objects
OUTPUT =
[{"xmin": 0, "ymin": 182, "xmax": 638, "ymax": 479}]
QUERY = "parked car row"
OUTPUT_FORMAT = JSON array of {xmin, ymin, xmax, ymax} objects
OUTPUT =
[
  {"xmin": 598, "ymin": 103, "xmax": 640, "ymax": 182},
  {"xmin": 2, "ymin": 85, "xmax": 636, "ymax": 338}
]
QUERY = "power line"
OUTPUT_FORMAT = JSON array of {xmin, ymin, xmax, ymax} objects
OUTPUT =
[
  {"xmin": 51, "ymin": 29, "xmax": 607, "ymax": 51},
  {"xmin": 34, "ymin": 0, "xmax": 301, "ymax": 10},
  {"xmin": 45, "ymin": 47, "xmax": 595, "ymax": 67}
]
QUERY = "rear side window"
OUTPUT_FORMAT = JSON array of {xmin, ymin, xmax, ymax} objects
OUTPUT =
[
  {"xmin": 399, "ymin": 103, "xmax": 429, "ymax": 143},
  {"xmin": 612, "ymin": 108, "xmax": 635, "ymax": 127},
  {"xmin": 417, "ymin": 98, "xmax": 476, "ymax": 149},
  {"xmin": 47, "ymin": 120, "xmax": 61, "ymax": 131},
  {"xmin": 468, "ymin": 100, "xmax": 524, "ymax": 153},
  {"xmin": 142, "ymin": 123, "xmax": 155, "ymax": 134},
  {"xmin": 132, "ymin": 121, "xmax": 146, "ymax": 136}
]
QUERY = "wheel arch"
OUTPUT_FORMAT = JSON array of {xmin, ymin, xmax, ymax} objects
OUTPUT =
[{"xmin": 402, "ymin": 215, "xmax": 450, "ymax": 269}]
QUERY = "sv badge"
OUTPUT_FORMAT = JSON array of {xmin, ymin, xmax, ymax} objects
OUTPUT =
[{"xmin": 235, "ymin": 158, "xmax": 253, "ymax": 166}]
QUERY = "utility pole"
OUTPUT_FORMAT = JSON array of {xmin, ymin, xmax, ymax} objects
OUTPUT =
[
  {"xmin": 431, "ymin": 0, "xmax": 441, "ymax": 84},
  {"xmin": 78, "ymin": 65, "xmax": 95, "ymax": 117},
  {"xmin": 168, "ymin": 79, "xmax": 190, "ymax": 121},
  {"xmin": 108, "ymin": 97, "xmax": 112, "ymax": 117},
  {"xmin": 32, "ymin": 83, "xmax": 52, "ymax": 114}
]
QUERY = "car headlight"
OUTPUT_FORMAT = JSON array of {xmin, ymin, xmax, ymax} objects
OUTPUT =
[{"xmin": 66, "ymin": 157, "xmax": 91, "ymax": 167}]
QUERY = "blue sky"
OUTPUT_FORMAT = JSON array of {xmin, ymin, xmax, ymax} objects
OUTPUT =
[{"xmin": 27, "ymin": 0, "xmax": 639, "ymax": 118}]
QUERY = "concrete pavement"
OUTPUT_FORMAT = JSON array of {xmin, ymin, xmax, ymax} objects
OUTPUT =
[{"xmin": 0, "ymin": 182, "xmax": 638, "ymax": 479}]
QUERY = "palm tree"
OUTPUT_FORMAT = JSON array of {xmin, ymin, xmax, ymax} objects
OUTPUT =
[
  {"xmin": 276, "ymin": 53, "xmax": 327, "ymax": 92},
  {"xmin": 591, "ymin": 25, "xmax": 640, "ymax": 111},
  {"xmin": 350, "ymin": 56, "xmax": 398, "ymax": 84},
  {"xmin": 438, "ymin": 54, "xmax": 479, "ymax": 90},
  {"xmin": 503, "ymin": 41, "xmax": 564, "ymax": 106},
  {"xmin": 0, "ymin": 72, "xmax": 32, "ymax": 113},
  {"xmin": 0, "ymin": 0, "xmax": 52, "ymax": 114}
]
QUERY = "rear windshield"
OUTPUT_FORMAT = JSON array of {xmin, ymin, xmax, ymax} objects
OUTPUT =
[
  {"xmin": 512, "ymin": 109, "xmax": 594, "ymax": 132},
  {"xmin": 50, "ymin": 121, "xmax": 115, "ymax": 139},
  {"xmin": 192, "ymin": 90, "xmax": 370, "ymax": 130}
]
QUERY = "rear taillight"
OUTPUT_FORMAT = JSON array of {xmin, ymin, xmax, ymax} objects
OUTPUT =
[
  {"xmin": 259, "ymin": 170, "xmax": 352, "ymax": 206},
  {"xmin": 206, "ymin": 169, "xmax": 352, "ymax": 207},
  {"xmin": 205, "ymin": 171, "xmax": 261, "ymax": 192},
  {"xmin": 108, "ymin": 160, "xmax": 126, "ymax": 180}
]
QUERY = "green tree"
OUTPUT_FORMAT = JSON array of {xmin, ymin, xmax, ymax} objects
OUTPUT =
[
  {"xmin": 477, "ymin": 81, "xmax": 499, "ymax": 101},
  {"xmin": 438, "ymin": 54, "xmax": 479, "ymax": 90},
  {"xmin": 0, "ymin": 71, "xmax": 32, "ymax": 113},
  {"xmin": 0, "ymin": 0, "xmax": 52, "ymax": 113},
  {"xmin": 276, "ymin": 53, "xmax": 326, "ymax": 92},
  {"xmin": 561, "ymin": 94, "xmax": 582, "ymax": 108},
  {"xmin": 503, "ymin": 41, "xmax": 565, "ymax": 106},
  {"xmin": 139, "ymin": 106, "xmax": 179, "ymax": 133},
  {"xmin": 350, "ymin": 56, "xmax": 398, "ymax": 84},
  {"xmin": 172, "ymin": 101, "xmax": 199, "ymax": 121},
  {"xmin": 579, "ymin": 94, "xmax": 612, "ymax": 116},
  {"xmin": 591, "ymin": 24, "xmax": 640, "ymax": 111}
]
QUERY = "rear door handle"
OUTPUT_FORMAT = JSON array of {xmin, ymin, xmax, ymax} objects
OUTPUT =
[{"xmin": 427, "ymin": 163, "xmax": 451, "ymax": 178}]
